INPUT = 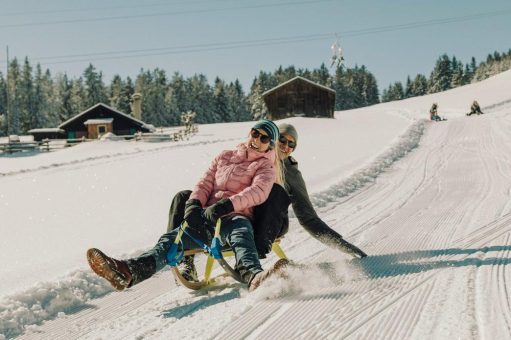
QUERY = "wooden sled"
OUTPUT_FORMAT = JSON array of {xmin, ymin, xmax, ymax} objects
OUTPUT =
[{"xmin": 168, "ymin": 221, "xmax": 288, "ymax": 290}]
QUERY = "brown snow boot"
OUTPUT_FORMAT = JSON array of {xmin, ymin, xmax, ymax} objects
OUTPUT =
[
  {"xmin": 248, "ymin": 258, "xmax": 290, "ymax": 292},
  {"xmin": 87, "ymin": 248, "xmax": 133, "ymax": 291}
]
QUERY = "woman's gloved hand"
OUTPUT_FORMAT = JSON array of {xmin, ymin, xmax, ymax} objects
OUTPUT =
[{"xmin": 203, "ymin": 198, "xmax": 234, "ymax": 225}]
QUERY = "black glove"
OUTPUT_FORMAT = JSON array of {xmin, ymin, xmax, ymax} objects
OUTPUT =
[
  {"xmin": 184, "ymin": 199, "xmax": 204, "ymax": 229},
  {"xmin": 203, "ymin": 198, "xmax": 234, "ymax": 225}
]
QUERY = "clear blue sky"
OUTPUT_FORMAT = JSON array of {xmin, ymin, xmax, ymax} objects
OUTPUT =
[{"xmin": 1, "ymin": 0, "xmax": 510, "ymax": 92}]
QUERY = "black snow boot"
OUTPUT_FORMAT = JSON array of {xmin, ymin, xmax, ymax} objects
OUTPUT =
[{"xmin": 126, "ymin": 255, "xmax": 157, "ymax": 287}]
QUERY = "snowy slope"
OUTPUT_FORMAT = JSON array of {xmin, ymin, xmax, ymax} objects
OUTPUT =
[{"xmin": 2, "ymin": 70, "xmax": 511, "ymax": 339}]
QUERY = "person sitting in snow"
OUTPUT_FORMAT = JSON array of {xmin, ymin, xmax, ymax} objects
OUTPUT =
[
  {"xmin": 87, "ymin": 119, "xmax": 288, "ymax": 292},
  {"xmin": 429, "ymin": 103, "xmax": 442, "ymax": 121},
  {"xmin": 467, "ymin": 100, "xmax": 483, "ymax": 116},
  {"xmin": 170, "ymin": 123, "xmax": 367, "ymax": 282}
]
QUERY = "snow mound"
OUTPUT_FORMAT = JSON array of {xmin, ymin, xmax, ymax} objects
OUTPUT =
[
  {"xmin": 0, "ymin": 269, "xmax": 112, "ymax": 339},
  {"xmin": 310, "ymin": 119, "xmax": 425, "ymax": 208}
]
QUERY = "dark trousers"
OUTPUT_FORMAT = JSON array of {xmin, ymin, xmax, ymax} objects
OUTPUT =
[
  {"xmin": 167, "ymin": 185, "xmax": 291, "ymax": 258},
  {"xmin": 138, "ymin": 215, "xmax": 262, "ymax": 282},
  {"xmin": 167, "ymin": 190, "xmax": 192, "ymax": 232}
]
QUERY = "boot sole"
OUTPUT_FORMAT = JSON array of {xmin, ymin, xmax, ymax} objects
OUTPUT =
[
  {"xmin": 87, "ymin": 248, "xmax": 129, "ymax": 291},
  {"xmin": 249, "ymin": 258, "xmax": 290, "ymax": 291}
]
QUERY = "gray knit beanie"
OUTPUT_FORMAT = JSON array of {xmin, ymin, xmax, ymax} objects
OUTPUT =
[{"xmin": 278, "ymin": 123, "xmax": 298, "ymax": 149}]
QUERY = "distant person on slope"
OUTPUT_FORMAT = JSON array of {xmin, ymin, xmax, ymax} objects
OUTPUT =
[
  {"xmin": 87, "ymin": 119, "xmax": 287, "ymax": 292},
  {"xmin": 170, "ymin": 123, "xmax": 367, "ymax": 283},
  {"xmin": 467, "ymin": 100, "xmax": 483, "ymax": 116},
  {"xmin": 429, "ymin": 103, "xmax": 442, "ymax": 121}
]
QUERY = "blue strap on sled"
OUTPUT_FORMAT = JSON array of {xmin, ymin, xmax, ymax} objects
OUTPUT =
[
  {"xmin": 210, "ymin": 219, "xmax": 223, "ymax": 260},
  {"xmin": 166, "ymin": 219, "xmax": 224, "ymax": 266}
]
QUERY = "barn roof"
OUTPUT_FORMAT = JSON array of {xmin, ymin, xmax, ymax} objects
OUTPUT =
[
  {"xmin": 262, "ymin": 76, "xmax": 336, "ymax": 97},
  {"xmin": 28, "ymin": 128, "xmax": 65, "ymax": 133},
  {"xmin": 58, "ymin": 103, "xmax": 150, "ymax": 129}
]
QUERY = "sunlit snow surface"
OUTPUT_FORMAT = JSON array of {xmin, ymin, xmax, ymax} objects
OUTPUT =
[{"xmin": 2, "ymin": 70, "xmax": 511, "ymax": 339}]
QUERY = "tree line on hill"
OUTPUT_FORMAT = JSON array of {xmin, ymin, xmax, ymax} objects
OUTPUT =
[
  {"xmin": 381, "ymin": 49, "xmax": 511, "ymax": 102},
  {"xmin": 0, "ymin": 48, "xmax": 510, "ymax": 137}
]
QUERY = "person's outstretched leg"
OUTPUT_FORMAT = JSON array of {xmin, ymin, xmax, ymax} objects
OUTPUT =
[
  {"xmin": 87, "ymin": 248, "xmax": 157, "ymax": 291},
  {"xmin": 87, "ymin": 226, "xmax": 211, "ymax": 290}
]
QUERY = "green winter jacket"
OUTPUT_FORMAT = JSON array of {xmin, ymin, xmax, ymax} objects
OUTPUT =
[{"xmin": 283, "ymin": 156, "xmax": 345, "ymax": 247}]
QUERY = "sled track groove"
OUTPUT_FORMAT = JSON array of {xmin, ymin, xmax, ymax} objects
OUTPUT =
[
  {"xmin": 333, "ymin": 217, "xmax": 511, "ymax": 338},
  {"xmin": 212, "ymin": 301, "xmax": 282, "ymax": 339}
]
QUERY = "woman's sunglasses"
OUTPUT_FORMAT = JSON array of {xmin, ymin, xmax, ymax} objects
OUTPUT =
[
  {"xmin": 250, "ymin": 129, "xmax": 271, "ymax": 144},
  {"xmin": 279, "ymin": 135, "xmax": 296, "ymax": 149}
]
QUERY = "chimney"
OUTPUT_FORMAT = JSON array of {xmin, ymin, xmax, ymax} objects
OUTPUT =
[{"xmin": 131, "ymin": 93, "xmax": 142, "ymax": 121}]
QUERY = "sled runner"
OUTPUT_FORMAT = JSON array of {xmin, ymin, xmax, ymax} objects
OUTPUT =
[{"xmin": 166, "ymin": 220, "xmax": 289, "ymax": 290}]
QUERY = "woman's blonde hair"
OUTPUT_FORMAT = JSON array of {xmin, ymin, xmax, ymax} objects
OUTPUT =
[{"xmin": 273, "ymin": 149, "xmax": 285, "ymax": 185}]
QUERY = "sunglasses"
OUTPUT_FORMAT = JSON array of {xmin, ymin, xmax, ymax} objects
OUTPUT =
[
  {"xmin": 279, "ymin": 135, "xmax": 296, "ymax": 149},
  {"xmin": 250, "ymin": 129, "xmax": 271, "ymax": 144}
]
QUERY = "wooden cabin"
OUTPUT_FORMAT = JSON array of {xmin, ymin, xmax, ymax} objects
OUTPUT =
[
  {"xmin": 58, "ymin": 103, "xmax": 152, "ymax": 139},
  {"xmin": 262, "ymin": 76, "xmax": 336, "ymax": 120}
]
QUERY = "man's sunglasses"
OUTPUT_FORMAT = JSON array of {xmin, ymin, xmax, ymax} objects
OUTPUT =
[
  {"xmin": 250, "ymin": 129, "xmax": 271, "ymax": 144},
  {"xmin": 279, "ymin": 135, "xmax": 296, "ymax": 149}
]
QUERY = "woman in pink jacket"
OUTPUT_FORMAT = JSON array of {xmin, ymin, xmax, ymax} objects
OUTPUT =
[{"xmin": 87, "ymin": 119, "xmax": 283, "ymax": 292}]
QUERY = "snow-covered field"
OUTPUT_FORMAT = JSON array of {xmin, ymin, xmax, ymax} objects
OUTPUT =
[{"xmin": 1, "ymin": 70, "xmax": 511, "ymax": 339}]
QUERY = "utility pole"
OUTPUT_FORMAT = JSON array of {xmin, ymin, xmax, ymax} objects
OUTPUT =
[{"xmin": 6, "ymin": 45, "xmax": 9, "ymax": 134}]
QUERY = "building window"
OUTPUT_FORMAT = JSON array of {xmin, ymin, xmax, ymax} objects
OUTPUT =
[{"xmin": 97, "ymin": 125, "xmax": 107, "ymax": 135}]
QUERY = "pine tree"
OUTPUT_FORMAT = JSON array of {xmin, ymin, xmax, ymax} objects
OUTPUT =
[
  {"xmin": 31, "ymin": 64, "xmax": 50, "ymax": 129},
  {"xmin": 450, "ymin": 58, "xmax": 465, "ymax": 88},
  {"xmin": 248, "ymin": 72, "xmax": 271, "ymax": 120},
  {"xmin": 463, "ymin": 64, "xmax": 472, "ymax": 84},
  {"xmin": 364, "ymin": 71, "xmax": 379, "ymax": 105},
  {"xmin": 187, "ymin": 74, "xmax": 213, "ymax": 124},
  {"xmin": 19, "ymin": 57, "xmax": 36, "ymax": 132},
  {"xmin": 107, "ymin": 75, "xmax": 133, "ymax": 115},
  {"xmin": 54, "ymin": 73, "xmax": 74, "ymax": 123},
  {"xmin": 469, "ymin": 57, "xmax": 477, "ymax": 77},
  {"xmin": 164, "ymin": 87, "xmax": 180, "ymax": 126},
  {"xmin": 227, "ymin": 79, "xmax": 250, "ymax": 121},
  {"xmin": 381, "ymin": 82, "xmax": 404, "ymax": 102},
  {"xmin": 410, "ymin": 74, "xmax": 428, "ymax": 96},
  {"xmin": 311, "ymin": 63, "xmax": 331, "ymax": 86},
  {"xmin": 0, "ymin": 72, "xmax": 7, "ymax": 136},
  {"xmin": 168, "ymin": 72, "xmax": 192, "ymax": 122},
  {"xmin": 109, "ymin": 75, "xmax": 124, "ymax": 111},
  {"xmin": 404, "ymin": 76, "xmax": 412, "ymax": 98},
  {"xmin": 83, "ymin": 64, "xmax": 108, "ymax": 108},
  {"xmin": 213, "ymin": 77, "xmax": 231, "ymax": 122},
  {"xmin": 69, "ymin": 77, "xmax": 87, "ymax": 119},
  {"xmin": 333, "ymin": 67, "xmax": 349, "ymax": 110},
  {"xmin": 136, "ymin": 68, "xmax": 169, "ymax": 126},
  {"xmin": 120, "ymin": 77, "xmax": 135, "ymax": 114},
  {"xmin": 7, "ymin": 58, "xmax": 21, "ymax": 135},
  {"xmin": 428, "ymin": 54, "xmax": 452, "ymax": 93}
]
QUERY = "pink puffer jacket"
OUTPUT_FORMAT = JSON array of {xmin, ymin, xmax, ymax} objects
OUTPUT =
[{"xmin": 190, "ymin": 143, "xmax": 276, "ymax": 220}]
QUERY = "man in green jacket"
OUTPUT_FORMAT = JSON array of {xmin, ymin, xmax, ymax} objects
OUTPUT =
[{"xmin": 168, "ymin": 123, "xmax": 367, "ymax": 282}]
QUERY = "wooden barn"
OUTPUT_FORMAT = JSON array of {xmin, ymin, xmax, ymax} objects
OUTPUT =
[
  {"xmin": 262, "ymin": 76, "xmax": 336, "ymax": 120},
  {"xmin": 58, "ymin": 103, "xmax": 153, "ymax": 139}
]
